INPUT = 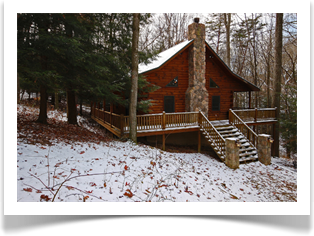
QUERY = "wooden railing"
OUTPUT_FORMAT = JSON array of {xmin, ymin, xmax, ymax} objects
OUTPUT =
[
  {"xmin": 91, "ymin": 106, "xmax": 199, "ymax": 137},
  {"xmin": 199, "ymin": 111, "xmax": 226, "ymax": 158},
  {"xmin": 232, "ymin": 108, "xmax": 277, "ymax": 123},
  {"xmin": 229, "ymin": 109, "xmax": 258, "ymax": 148}
]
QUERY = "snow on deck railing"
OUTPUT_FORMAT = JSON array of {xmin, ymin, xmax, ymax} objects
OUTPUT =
[
  {"xmin": 91, "ymin": 106, "xmax": 200, "ymax": 137},
  {"xmin": 231, "ymin": 108, "xmax": 277, "ymax": 123}
]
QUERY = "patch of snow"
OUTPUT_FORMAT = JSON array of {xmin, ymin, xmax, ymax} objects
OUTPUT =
[
  {"xmin": 17, "ymin": 140, "xmax": 297, "ymax": 202},
  {"xmin": 138, "ymin": 40, "xmax": 193, "ymax": 74}
]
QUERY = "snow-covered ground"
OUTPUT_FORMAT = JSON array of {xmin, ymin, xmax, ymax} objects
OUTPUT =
[
  {"xmin": 17, "ymin": 105, "xmax": 297, "ymax": 202},
  {"xmin": 17, "ymin": 141, "xmax": 297, "ymax": 202}
]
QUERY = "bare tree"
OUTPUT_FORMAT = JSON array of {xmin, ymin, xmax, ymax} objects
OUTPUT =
[
  {"xmin": 223, "ymin": 13, "xmax": 231, "ymax": 67},
  {"xmin": 274, "ymin": 13, "xmax": 283, "ymax": 157},
  {"xmin": 129, "ymin": 13, "xmax": 140, "ymax": 143}
]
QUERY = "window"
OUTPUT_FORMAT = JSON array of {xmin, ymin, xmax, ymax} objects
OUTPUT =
[
  {"xmin": 166, "ymin": 76, "xmax": 178, "ymax": 87},
  {"xmin": 210, "ymin": 78, "xmax": 219, "ymax": 88},
  {"xmin": 212, "ymin": 96, "xmax": 220, "ymax": 111},
  {"xmin": 164, "ymin": 96, "xmax": 175, "ymax": 113}
]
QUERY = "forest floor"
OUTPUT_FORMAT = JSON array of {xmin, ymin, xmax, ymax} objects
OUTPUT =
[{"xmin": 17, "ymin": 102, "xmax": 297, "ymax": 202}]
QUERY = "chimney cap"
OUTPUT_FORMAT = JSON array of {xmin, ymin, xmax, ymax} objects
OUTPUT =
[{"xmin": 194, "ymin": 18, "xmax": 200, "ymax": 23}]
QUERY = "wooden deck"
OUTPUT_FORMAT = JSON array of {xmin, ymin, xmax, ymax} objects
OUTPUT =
[
  {"xmin": 91, "ymin": 107, "xmax": 277, "ymax": 138},
  {"xmin": 91, "ymin": 107, "xmax": 277, "ymax": 160}
]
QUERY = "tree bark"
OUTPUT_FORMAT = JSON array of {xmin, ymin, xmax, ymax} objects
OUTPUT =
[
  {"xmin": 67, "ymin": 88, "xmax": 78, "ymax": 125},
  {"xmin": 17, "ymin": 73, "xmax": 20, "ymax": 103},
  {"xmin": 223, "ymin": 13, "xmax": 231, "ymax": 67},
  {"xmin": 55, "ymin": 91, "xmax": 59, "ymax": 110},
  {"xmin": 274, "ymin": 13, "xmax": 283, "ymax": 157},
  {"xmin": 129, "ymin": 13, "xmax": 140, "ymax": 143},
  {"xmin": 36, "ymin": 85, "xmax": 48, "ymax": 124}
]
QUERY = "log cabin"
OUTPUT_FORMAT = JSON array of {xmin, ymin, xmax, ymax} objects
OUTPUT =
[
  {"xmin": 138, "ymin": 18, "xmax": 260, "ymax": 120},
  {"xmin": 91, "ymin": 18, "xmax": 277, "ymax": 165}
]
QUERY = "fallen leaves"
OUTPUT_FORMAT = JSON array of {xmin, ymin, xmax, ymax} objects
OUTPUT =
[
  {"xmin": 40, "ymin": 194, "xmax": 51, "ymax": 202},
  {"xmin": 123, "ymin": 189, "xmax": 133, "ymax": 198},
  {"xmin": 150, "ymin": 161, "xmax": 156, "ymax": 167},
  {"xmin": 17, "ymin": 103, "xmax": 112, "ymax": 146},
  {"xmin": 23, "ymin": 188, "xmax": 33, "ymax": 192}
]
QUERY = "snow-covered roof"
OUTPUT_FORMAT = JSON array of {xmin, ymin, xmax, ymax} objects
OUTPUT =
[
  {"xmin": 138, "ymin": 40, "xmax": 194, "ymax": 74},
  {"xmin": 139, "ymin": 39, "xmax": 260, "ymax": 91}
]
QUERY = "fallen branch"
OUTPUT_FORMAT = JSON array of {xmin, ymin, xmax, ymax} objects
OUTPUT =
[{"xmin": 29, "ymin": 170, "xmax": 127, "ymax": 202}]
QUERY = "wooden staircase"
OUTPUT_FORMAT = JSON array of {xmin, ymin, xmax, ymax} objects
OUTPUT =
[
  {"xmin": 209, "ymin": 121, "xmax": 258, "ymax": 163},
  {"xmin": 199, "ymin": 113, "xmax": 259, "ymax": 164}
]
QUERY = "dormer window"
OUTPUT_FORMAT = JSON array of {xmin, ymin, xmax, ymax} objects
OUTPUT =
[{"xmin": 166, "ymin": 76, "xmax": 178, "ymax": 87}]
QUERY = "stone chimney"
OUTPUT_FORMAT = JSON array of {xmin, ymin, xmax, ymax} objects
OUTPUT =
[{"xmin": 185, "ymin": 18, "xmax": 208, "ymax": 116}]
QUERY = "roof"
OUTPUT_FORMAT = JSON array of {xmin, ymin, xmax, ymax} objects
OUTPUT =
[
  {"xmin": 204, "ymin": 42, "xmax": 260, "ymax": 91},
  {"xmin": 138, "ymin": 40, "xmax": 194, "ymax": 74},
  {"xmin": 139, "ymin": 39, "xmax": 260, "ymax": 91}
]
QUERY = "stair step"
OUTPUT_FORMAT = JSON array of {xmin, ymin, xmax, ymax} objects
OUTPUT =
[
  {"xmin": 215, "ymin": 126, "xmax": 234, "ymax": 131},
  {"xmin": 219, "ymin": 129, "xmax": 238, "ymax": 134},
  {"xmin": 239, "ymin": 156, "xmax": 258, "ymax": 162},
  {"xmin": 239, "ymin": 150, "xmax": 257, "ymax": 158},
  {"xmin": 239, "ymin": 147, "xmax": 256, "ymax": 153},
  {"xmin": 221, "ymin": 132, "xmax": 242, "ymax": 138}
]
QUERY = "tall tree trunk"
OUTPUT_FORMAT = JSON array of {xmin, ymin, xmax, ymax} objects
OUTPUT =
[
  {"xmin": 55, "ymin": 91, "xmax": 59, "ymax": 110},
  {"xmin": 274, "ymin": 13, "xmax": 283, "ymax": 157},
  {"xmin": 223, "ymin": 13, "xmax": 231, "ymax": 67},
  {"xmin": 67, "ymin": 88, "xmax": 78, "ymax": 125},
  {"xmin": 36, "ymin": 85, "xmax": 48, "ymax": 124},
  {"xmin": 129, "ymin": 13, "xmax": 140, "ymax": 143},
  {"xmin": 17, "ymin": 73, "xmax": 20, "ymax": 103}
]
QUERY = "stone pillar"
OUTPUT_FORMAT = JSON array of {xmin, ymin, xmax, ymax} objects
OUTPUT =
[
  {"xmin": 258, "ymin": 134, "xmax": 272, "ymax": 165},
  {"xmin": 185, "ymin": 18, "xmax": 208, "ymax": 116},
  {"xmin": 225, "ymin": 138, "xmax": 240, "ymax": 169}
]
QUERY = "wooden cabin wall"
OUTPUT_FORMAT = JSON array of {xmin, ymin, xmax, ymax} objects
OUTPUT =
[
  {"xmin": 205, "ymin": 48, "xmax": 251, "ymax": 120},
  {"xmin": 143, "ymin": 48, "xmax": 190, "ymax": 114},
  {"xmin": 140, "ymin": 46, "xmax": 253, "ymax": 119}
]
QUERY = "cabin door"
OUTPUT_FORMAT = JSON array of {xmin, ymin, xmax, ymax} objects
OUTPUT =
[{"xmin": 164, "ymin": 96, "xmax": 175, "ymax": 113}]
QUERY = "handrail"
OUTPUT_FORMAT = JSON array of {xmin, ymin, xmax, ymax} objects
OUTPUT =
[
  {"xmin": 229, "ymin": 109, "xmax": 258, "ymax": 148},
  {"xmin": 92, "ymin": 105, "xmax": 200, "ymax": 136},
  {"xmin": 232, "ymin": 108, "xmax": 277, "ymax": 123},
  {"xmin": 199, "ymin": 111, "xmax": 226, "ymax": 158}
]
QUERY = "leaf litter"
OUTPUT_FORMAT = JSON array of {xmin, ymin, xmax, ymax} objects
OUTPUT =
[{"xmin": 17, "ymin": 104, "xmax": 297, "ymax": 202}]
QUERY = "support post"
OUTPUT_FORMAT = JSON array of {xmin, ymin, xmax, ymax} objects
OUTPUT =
[
  {"xmin": 162, "ymin": 134, "xmax": 165, "ymax": 151},
  {"xmin": 225, "ymin": 138, "xmax": 240, "ymax": 169},
  {"xmin": 249, "ymin": 91, "xmax": 252, "ymax": 109},
  {"xmin": 198, "ymin": 130, "xmax": 201, "ymax": 153},
  {"xmin": 258, "ymin": 134, "xmax": 272, "ymax": 165},
  {"xmin": 162, "ymin": 111, "xmax": 166, "ymax": 130}
]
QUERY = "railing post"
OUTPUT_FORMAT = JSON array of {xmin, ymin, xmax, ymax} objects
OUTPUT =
[
  {"xmin": 229, "ymin": 109, "xmax": 232, "ymax": 124},
  {"xmin": 225, "ymin": 138, "xmax": 240, "ymax": 169},
  {"xmin": 198, "ymin": 110, "xmax": 202, "ymax": 126},
  {"xmin": 162, "ymin": 111, "xmax": 166, "ymax": 130},
  {"xmin": 255, "ymin": 108, "xmax": 258, "ymax": 123},
  {"xmin": 258, "ymin": 134, "xmax": 272, "ymax": 165}
]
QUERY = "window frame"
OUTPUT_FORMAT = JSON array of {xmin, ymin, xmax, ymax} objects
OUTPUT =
[
  {"xmin": 166, "ymin": 76, "xmax": 178, "ymax": 87},
  {"xmin": 212, "ymin": 95, "xmax": 220, "ymax": 111}
]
